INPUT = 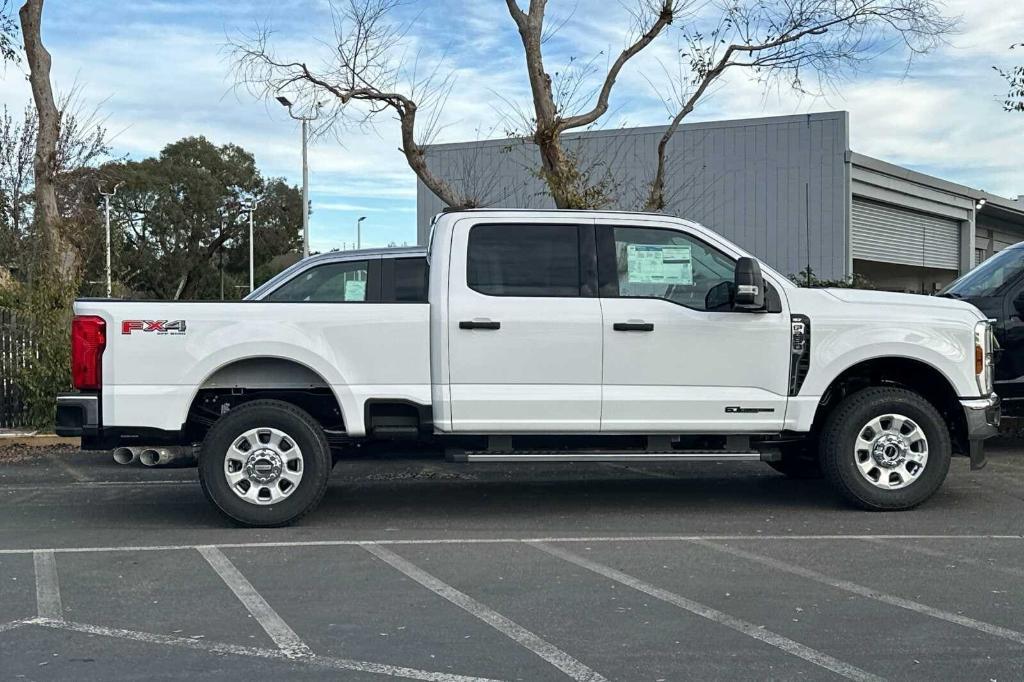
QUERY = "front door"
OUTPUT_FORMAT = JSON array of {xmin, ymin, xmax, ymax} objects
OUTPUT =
[
  {"xmin": 446, "ymin": 220, "xmax": 603, "ymax": 432},
  {"xmin": 596, "ymin": 220, "xmax": 791, "ymax": 432}
]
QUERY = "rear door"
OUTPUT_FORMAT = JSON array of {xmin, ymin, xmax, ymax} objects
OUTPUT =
[
  {"xmin": 596, "ymin": 219, "xmax": 790, "ymax": 432},
  {"xmin": 446, "ymin": 219, "xmax": 603, "ymax": 432}
]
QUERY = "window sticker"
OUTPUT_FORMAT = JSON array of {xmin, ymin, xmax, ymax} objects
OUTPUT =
[
  {"xmin": 626, "ymin": 244, "xmax": 693, "ymax": 285},
  {"xmin": 344, "ymin": 280, "xmax": 366, "ymax": 301}
]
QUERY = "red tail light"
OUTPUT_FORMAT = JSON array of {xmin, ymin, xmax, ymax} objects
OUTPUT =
[{"xmin": 71, "ymin": 315, "xmax": 106, "ymax": 390}]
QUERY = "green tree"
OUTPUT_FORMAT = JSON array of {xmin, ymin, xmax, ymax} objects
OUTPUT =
[
  {"xmin": 994, "ymin": 43, "xmax": 1024, "ymax": 113},
  {"xmin": 96, "ymin": 136, "xmax": 302, "ymax": 300}
]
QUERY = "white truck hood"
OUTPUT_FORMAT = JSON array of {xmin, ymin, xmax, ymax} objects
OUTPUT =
[{"xmin": 792, "ymin": 287, "xmax": 986, "ymax": 321}]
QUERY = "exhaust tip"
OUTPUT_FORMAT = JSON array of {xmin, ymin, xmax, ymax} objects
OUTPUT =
[
  {"xmin": 113, "ymin": 447, "xmax": 137, "ymax": 465},
  {"xmin": 139, "ymin": 449, "xmax": 161, "ymax": 467}
]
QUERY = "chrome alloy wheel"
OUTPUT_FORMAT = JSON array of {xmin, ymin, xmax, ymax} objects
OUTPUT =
[
  {"xmin": 224, "ymin": 428, "xmax": 304, "ymax": 505},
  {"xmin": 853, "ymin": 413, "xmax": 928, "ymax": 490}
]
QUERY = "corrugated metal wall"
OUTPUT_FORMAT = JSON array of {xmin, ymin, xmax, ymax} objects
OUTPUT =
[
  {"xmin": 851, "ymin": 198, "xmax": 960, "ymax": 270},
  {"xmin": 417, "ymin": 112, "xmax": 850, "ymax": 280}
]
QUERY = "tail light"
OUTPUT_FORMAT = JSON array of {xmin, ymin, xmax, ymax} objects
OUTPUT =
[{"xmin": 71, "ymin": 315, "xmax": 106, "ymax": 390}]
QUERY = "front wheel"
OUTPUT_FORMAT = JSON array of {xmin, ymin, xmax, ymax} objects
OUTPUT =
[
  {"xmin": 820, "ymin": 387, "xmax": 951, "ymax": 511},
  {"xmin": 199, "ymin": 399, "xmax": 331, "ymax": 527}
]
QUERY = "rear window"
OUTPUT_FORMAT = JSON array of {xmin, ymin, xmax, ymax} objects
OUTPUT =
[
  {"xmin": 467, "ymin": 224, "xmax": 581, "ymax": 297},
  {"xmin": 264, "ymin": 260, "xmax": 369, "ymax": 302},
  {"xmin": 393, "ymin": 258, "xmax": 428, "ymax": 302}
]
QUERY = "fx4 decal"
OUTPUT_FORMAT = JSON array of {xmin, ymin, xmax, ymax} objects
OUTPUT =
[{"xmin": 122, "ymin": 320, "xmax": 187, "ymax": 335}]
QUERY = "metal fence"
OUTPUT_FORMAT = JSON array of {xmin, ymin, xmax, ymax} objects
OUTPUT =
[{"xmin": 0, "ymin": 308, "xmax": 33, "ymax": 429}]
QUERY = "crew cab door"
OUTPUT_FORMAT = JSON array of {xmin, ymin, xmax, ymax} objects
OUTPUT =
[
  {"xmin": 596, "ymin": 219, "xmax": 790, "ymax": 432},
  {"xmin": 445, "ymin": 219, "xmax": 602, "ymax": 432}
]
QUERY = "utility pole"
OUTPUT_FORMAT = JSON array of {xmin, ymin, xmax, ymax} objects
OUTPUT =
[
  {"xmin": 276, "ymin": 96, "xmax": 321, "ymax": 259},
  {"xmin": 98, "ymin": 181, "xmax": 124, "ymax": 298},
  {"xmin": 357, "ymin": 216, "xmax": 367, "ymax": 250},
  {"xmin": 243, "ymin": 197, "xmax": 263, "ymax": 293}
]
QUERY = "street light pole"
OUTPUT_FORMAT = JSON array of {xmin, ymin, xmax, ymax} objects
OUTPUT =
[
  {"xmin": 243, "ymin": 197, "xmax": 263, "ymax": 293},
  {"xmin": 276, "ymin": 95, "xmax": 320, "ymax": 259},
  {"xmin": 357, "ymin": 216, "xmax": 367, "ymax": 250},
  {"xmin": 98, "ymin": 181, "xmax": 124, "ymax": 298}
]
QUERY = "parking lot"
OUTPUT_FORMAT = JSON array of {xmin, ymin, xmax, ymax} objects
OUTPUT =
[{"xmin": 2, "ymin": 444, "xmax": 1024, "ymax": 680}]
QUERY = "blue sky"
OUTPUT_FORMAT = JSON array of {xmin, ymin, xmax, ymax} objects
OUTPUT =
[{"xmin": 1, "ymin": 0, "xmax": 1022, "ymax": 251}]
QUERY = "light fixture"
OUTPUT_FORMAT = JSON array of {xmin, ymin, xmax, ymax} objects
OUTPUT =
[
  {"xmin": 976, "ymin": 197, "xmax": 987, "ymax": 210},
  {"xmin": 275, "ymin": 95, "xmax": 293, "ymax": 107}
]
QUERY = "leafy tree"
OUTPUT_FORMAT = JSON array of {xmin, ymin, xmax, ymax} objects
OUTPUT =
[
  {"xmin": 96, "ymin": 137, "xmax": 302, "ymax": 300},
  {"xmin": 994, "ymin": 43, "xmax": 1024, "ymax": 113}
]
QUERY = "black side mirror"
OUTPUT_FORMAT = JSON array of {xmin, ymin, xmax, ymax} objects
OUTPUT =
[
  {"xmin": 705, "ymin": 281, "xmax": 735, "ymax": 311},
  {"xmin": 1014, "ymin": 292, "xmax": 1024, "ymax": 319},
  {"xmin": 734, "ymin": 257, "xmax": 766, "ymax": 311}
]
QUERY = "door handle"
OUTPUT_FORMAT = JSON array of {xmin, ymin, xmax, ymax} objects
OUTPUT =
[
  {"xmin": 613, "ymin": 322, "xmax": 654, "ymax": 332},
  {"xmin": 459, "ymin": 320, "xmax": 501, "ymax": 330}
]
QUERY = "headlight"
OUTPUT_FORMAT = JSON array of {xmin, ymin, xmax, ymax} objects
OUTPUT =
[{"xmin": 974, "ymin": 320, "xmax": 994, "ymax": 395}]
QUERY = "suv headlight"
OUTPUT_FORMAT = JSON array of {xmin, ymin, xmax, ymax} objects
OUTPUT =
[{"xmin": 974, "ymin": 320, "xmax": 994, "ymax": 395}]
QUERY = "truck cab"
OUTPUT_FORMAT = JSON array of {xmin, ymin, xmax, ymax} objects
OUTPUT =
[{"xmin": 56, "ymin": 209, "xmax": 1000, "ymax": 526}]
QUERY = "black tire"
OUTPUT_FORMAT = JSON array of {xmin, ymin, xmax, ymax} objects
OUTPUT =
[
  {"xmin": 767, "ymin": 442, "xmax": 823, "ymax": 479},
  {"xmin": 199, "ymin": 399, "xmax": 331, "ymax": 527},
  {"xmin": 820, "ymin": 387, "xmax": 950, "ymax": 511}
]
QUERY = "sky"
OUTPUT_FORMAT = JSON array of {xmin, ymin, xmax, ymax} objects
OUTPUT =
[{"xmin": 1, "ymin": 0, "xmax": 1022, "ymax": 252}]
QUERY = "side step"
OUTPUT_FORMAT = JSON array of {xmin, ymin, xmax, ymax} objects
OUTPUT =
[{"xmin": 447, "ymin": 450, "xmax": 765, "ymax": 463}]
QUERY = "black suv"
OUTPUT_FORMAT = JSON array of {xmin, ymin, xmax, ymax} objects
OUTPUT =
[{"xmin": 941, "ymin": 242, "xmax": 1024, "ymax": 415}]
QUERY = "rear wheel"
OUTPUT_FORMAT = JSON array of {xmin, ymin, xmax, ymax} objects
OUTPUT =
[
  {"xmin": 820, "ymin": 387, "xmax": 950, "ymax": 510},
  {"xmin": 199, "ymin": 399, "xmax": 331, "ymax": 527}
]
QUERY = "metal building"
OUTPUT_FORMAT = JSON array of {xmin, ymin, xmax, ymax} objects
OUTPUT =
[{"xmin": 416, "ymin": 111, "xmax": 1024, "ymax": 292}]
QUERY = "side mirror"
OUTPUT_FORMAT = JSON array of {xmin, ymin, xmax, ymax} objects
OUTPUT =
[
  {"xmin": 734, "ymin": 257, "xmax": 765, "ymax": 311},
  {"xmin": 1014, "ymin": 292, "xmax": 1024, "ymax": 319}
]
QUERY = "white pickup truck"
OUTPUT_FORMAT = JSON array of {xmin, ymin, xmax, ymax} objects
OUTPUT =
[{"xmin": 57, "ymin": 209, "xmax": 1000, "ymax": 526}]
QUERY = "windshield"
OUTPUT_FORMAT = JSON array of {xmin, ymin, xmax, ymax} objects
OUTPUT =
[{"xmin": 941, "ymin": 246, "xmax": 1024, "ymax": 298}]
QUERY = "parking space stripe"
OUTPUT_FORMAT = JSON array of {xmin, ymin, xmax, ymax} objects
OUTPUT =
[
  {"xmin": 33, "ymin": 550, "xmax": 62, "ymax": 621},
  {"xmin": 28, "ymin": 619, "xmax": 502, "ymax": 682},
  {"xmin": 529, "ymin": 541, "xmax": 882, "ymax": 682},
  {"xmin": 1, "ymin": 534, "xmax": 1022, "ymax": 555},
  {"xmin": 196, "ymin": 545, "xmax": 312, "ymax": 659},
  {"xmin": 863, "ymin": 537, "xmax": 1024, "ymax": 579},
  {"xmin": 693, "ymin": 539, "xmax": 1024, "ymax": 647},
  {"xmin": 0, "ymin": 620, "xmax": 25, "ymax": 633},
  {"xmin": 361, "ymin": 542, "xmax": 608, "ymax": 682}
]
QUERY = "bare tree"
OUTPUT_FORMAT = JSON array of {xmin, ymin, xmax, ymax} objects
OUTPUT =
[
  {"xmin": 19, "ymin": 0, "xmax": 79, "ymax": 281},
  {"xmin": 504, "ymin": 0, "xmax": 680, "ymax": 208},
  {"xmin": 230, "ymin": 0, "xmax": 472, "ymax": 207},
  {"xmin": 994, "ymin": 43, "xmax": 1024, "ymax": 113},
  {"xmin": 643, "ymin": 0, "xmax": 955, "ymax": 210}
]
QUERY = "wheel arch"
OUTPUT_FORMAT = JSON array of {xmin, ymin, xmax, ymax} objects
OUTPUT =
[
  {"xmin": 812, "ymin": 356, "xmax": 968, "ymax": 456},
  {"xmin": 184, "ymin": 356, "xmax": 348, "ymax": 444}
]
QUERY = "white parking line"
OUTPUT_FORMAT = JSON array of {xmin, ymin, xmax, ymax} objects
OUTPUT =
[
  {"xmin": 33, "ymin": 550, "xmax": 62, "ymax": 621},
  {"xmin": 362, "ymin": 542, "xmax": 608, "ymax": 682},
  {"xmin": 27, "ymin": 618, "xmax": 503, "ymax": 682},
  {"xmin": 0, "ymin": 620, "xmax": 25, "ymax": 633},
  {"xmin": 529, "ymin": 542, "xmax": 883, "ymax": 682},
  {"xmin": 863, "ymin": 537, "xmax": 1024, "ymax": 580},
  {"xmin": 693, "ymin": 539, "xmax": 1024, "ymax": 647},
  {"xmin": 196, "ymin": 546, "xmax": 312, "ymax": 659},
  {"xmin": 0, "ymin": 533, "xmax": 1021, "ymax": 555}
]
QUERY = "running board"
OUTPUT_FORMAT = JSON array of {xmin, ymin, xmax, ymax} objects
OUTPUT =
[{"xmin": 447, "ymin": 451, "xmax": 764, "ymax": 463}]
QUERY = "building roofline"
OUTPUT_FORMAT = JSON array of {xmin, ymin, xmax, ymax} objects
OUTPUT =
[
  {"xmin": 425, "ymin": 111, "xmax": 848, "ymax": 152},
  {"xmin": 850, "ymin": 152, "xmax": 1024, "ymax": 218}
]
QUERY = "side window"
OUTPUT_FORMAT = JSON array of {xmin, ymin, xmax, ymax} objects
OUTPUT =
[
  {"xmin": 264, "ymin": 260, "xmax": 369, "ymax": 302},
  {"xmin": 608, "ymin": 226, "xmax": 735, "ymax": 310},
  {"xmin": 393, "ymin": 258, "xmax": 428, "ymax": 302},
  {"xmin": 467, "ymin": 224, "xmax": 581, "ymax": 297}
]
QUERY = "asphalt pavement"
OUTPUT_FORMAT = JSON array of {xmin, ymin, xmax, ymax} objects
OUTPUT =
[{"xmin": 1, "ymin": 443, "xmax": 1023, "ymax": 680}]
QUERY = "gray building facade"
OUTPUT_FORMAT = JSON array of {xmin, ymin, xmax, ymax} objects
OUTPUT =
[{"xmin": 416, "ymin": 111, "xmax": 1024, "ymax": 292}]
